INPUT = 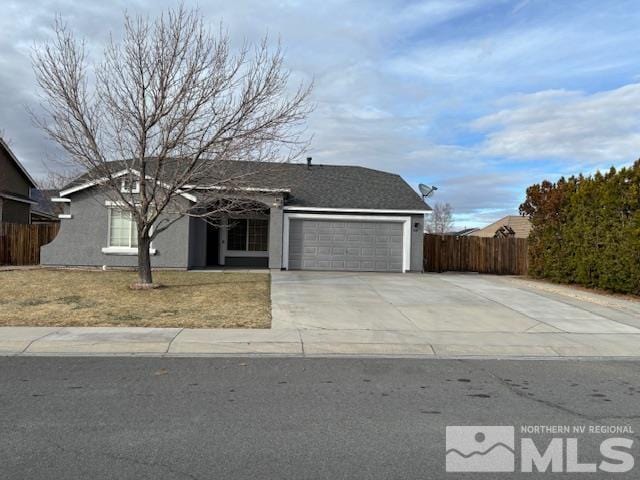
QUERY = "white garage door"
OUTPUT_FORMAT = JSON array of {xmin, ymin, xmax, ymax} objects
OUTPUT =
[{"xmin": 288, "ymin": 219, "xmax": 404, "ymax": 272}]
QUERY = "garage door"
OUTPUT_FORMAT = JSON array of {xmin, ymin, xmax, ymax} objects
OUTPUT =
[{"xmin": 288, "ymin": 219, "xmax": 404, "ymax": 272}]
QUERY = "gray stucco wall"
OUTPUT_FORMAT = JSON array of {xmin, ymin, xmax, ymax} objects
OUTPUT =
[
  {"xmin": 39, "ymin": 185, "xmax": 422, "ymax": 272},
  {"xmin": 41, "ymin": 189, "xmax": 189, "ymax": 268},
  {"xmin": 410, "ymin": 214, "xmax": 424, "ymax": 272},
  {"xmin": 268, "ymin": 205, "xmax": 284, "ymax": 269}
]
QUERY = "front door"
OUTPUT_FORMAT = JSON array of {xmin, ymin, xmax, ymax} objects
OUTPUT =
[{"xmin": 206, "ymin": 223, "xmax": 219, "ymax": 266}]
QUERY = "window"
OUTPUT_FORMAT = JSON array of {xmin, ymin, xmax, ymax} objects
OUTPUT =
[
  {"xmin": 120, "ymin": 178, "xmax": 140, "ymax": 193},
  {"xmin": 227, "ymin": 219, "xmax": 268, "ymax": 251},
  {"xmin": 109, "ymin": 208, "xmax": 138, "ymax": 248},
  {"xmin": 248, "ymin": 219, "xmax": 269, "ymax": 251},
  {"xmin": 227, "ymin": 219, "xmax": 247, "ymax": 250}
]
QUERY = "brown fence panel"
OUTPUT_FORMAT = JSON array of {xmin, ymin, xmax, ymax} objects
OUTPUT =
[
  {"xmin": 424, "ymin": 234, "xmax": 529, "ymax": 275},
  {"xmin": 0, "ymin": 223, "xmax": 60, "ymax": 266}
]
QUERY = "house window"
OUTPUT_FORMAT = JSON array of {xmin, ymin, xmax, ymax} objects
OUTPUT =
[
  {"xmin": 227, "ymin": 219, "xmax": 268, "ymax": 251},
  {"xmin": 109, "ymin": 208, "xmax": 138, "ymax": 248},
  {"xmin": 120, "ymin": 179, "xmax": 140, "ymax": 193},
  {"xmin": 248, "ymin": 219, "xmax": 269, "ymax": 251}
]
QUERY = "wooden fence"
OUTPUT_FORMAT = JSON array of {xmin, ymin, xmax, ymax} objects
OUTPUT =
[
  {"xmin": 0, "ymin": 223, "xmax": 60, "ymax": 266},
  {"xmin": 424, "ymin": 234, "xmax": 529, "ymax": 275}
]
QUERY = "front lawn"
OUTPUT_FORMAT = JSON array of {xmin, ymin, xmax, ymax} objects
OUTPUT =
[{"xmin": 0, "ymin": 269, "xmax": 271, "ymax": 328}]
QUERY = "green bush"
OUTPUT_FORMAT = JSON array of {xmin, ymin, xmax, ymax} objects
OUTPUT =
[{"xmin": 520, "ymin": 161, "xmax": 640, "ymax": 295}]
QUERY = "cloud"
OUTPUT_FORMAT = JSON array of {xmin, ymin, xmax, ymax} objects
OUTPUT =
[
  {"xmin": 1, "ymin": 0, "xmax": 639, "ymax": 226},
  {"xmin": 0, "ymin": 0, "xmax": 493, "ymax": 179},
  {"xmin": 472, "ymin": 83, "xmax": 640, "ymax": 167}
]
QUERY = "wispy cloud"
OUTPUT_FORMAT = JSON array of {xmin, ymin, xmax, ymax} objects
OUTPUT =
[{"xmin": 473, "ymin": 84, "xmax": 640, "ymax": 167}]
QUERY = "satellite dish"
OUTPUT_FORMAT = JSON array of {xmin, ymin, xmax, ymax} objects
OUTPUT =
[{"xmin": 419, "ymin": 184, "xmax": 438, "ymax": 198}]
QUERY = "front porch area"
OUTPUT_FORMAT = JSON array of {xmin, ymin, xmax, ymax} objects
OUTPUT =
[{"xmin": 187, "ymin": 196, "xmax": 284, "ymax": 270}]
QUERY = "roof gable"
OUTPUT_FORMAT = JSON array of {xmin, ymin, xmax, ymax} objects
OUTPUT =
[{"xmin": 0, "ymin": 138, "xmax": 37, "ymax": 188}]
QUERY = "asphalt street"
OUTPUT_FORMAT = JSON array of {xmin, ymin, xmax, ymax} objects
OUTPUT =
[{"xmin": 1, "ymin": 357, "xmax": 640, "ymax": 479}]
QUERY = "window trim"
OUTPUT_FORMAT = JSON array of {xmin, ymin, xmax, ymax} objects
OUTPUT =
[
  {"xmin": 103, "ymin": 204, "xmax": 156, "ymax": 256},
  {"xmin": 221, "ymin": 217, "xmax": 269, "ymax": 263},
  {"xmin": 120, "ymin": 178, "xmax": 140, "ymax": 194},
  {"xmin": 224, "ymin": 218, "xmax": 269, "ymax": 254}
]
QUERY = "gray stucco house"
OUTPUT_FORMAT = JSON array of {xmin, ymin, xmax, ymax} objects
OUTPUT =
[{"xmin": 42, "ymin": 159, "xmax": 430, "ymax": 272}]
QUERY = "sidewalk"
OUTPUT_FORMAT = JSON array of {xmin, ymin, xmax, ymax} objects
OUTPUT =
[
  {"xmin": 2, "ymin": 325, "xmax": 640, "ymax": 358},
  {"xmin": 2, "ymin": 271, "xmax": 639, "ymax": 359}
]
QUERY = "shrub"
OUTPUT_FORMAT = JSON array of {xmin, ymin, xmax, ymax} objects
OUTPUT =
[{"xmin": 520, "ymin": 161, "xmax": 640, "ymax": 295}]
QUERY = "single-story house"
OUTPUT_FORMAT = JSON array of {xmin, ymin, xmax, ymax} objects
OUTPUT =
[
  {"xmin": 469, "ymin": 215, "xmax": 532, "ymax": 239},
  {"xmin": 41, "ymin": 159, "xmax": 430, "ymax": 272}
]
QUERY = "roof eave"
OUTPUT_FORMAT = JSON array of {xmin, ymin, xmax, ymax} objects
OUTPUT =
[{"xmin": 282, "ymin": 206, "xmax": 430, "ymax": 214}]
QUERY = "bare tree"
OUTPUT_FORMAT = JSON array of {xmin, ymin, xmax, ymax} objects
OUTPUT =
[
  {"xmin": 36, "ymin": 169, "xmax": 82, "ymax": 190},
  {"xmin": 32, "ymin": 6, "xmax": 312, "ymax": 287},
  {"xmin": 425, "ymin": 202, "xmax": 454, "ymax": 234}
]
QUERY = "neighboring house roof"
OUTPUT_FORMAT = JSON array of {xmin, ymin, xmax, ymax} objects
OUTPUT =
[
  {"xmin": 60, "ymin": 159, "xmax": 430, "ymax": 212},
  {"xmin": 452, "ymin": 227, "xmax": 479, "ymax": 236},
  {"xmin": 30, "ymin": 188, "xmax": 63, "ymax": 220},
  {"xmin": 0, "ymin": 137, "xmax": 37, "ymax": 188},
  {"xmin": 470, "ymin": 215, "xmax": 532, "ymax": 238}
]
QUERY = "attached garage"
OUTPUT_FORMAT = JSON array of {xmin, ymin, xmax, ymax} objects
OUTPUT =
[{"xmin": 284, "ymin": 214, "xmax": 411, "ymax": 272}]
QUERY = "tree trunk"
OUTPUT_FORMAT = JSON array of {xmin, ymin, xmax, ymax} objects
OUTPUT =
[{"xmin": 137, "ymin": 234, "xmax": 153, "ymax": 286}]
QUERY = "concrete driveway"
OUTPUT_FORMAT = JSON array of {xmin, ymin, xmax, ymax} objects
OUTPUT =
[
  {"xmin": 271, "ymin": 271, "xmax": 640, "ymax": 357},
  {"xmin": 3, "ymin": 271, "xmax": 639, "ymax": 358}
]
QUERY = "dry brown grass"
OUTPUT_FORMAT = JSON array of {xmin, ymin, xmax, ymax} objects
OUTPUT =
[{"xmin": 0, "ymin": 269, "xmax": 271, "ymax": 328}]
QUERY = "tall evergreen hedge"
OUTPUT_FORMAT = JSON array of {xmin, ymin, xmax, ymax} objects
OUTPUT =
[{"xmin": 520, "ymin": 161, "xmax": 640, "ymax": 295}]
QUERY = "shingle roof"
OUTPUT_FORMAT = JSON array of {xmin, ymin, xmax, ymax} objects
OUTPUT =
[
  {"xmin": 470, "ymin": 215, "xmax": 532, "ymax": 238},
  {"xmin": 62, "ymin": 159, "xmax": 430, "ymax": 212},
  {"xmin": 30, "ymin": 189, "xmax": 64, "ymax": 217}
]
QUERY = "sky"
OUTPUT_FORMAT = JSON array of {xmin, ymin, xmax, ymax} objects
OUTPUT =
[{"xmin": 1, "ymin": 0, "xmax": 640, "ymax": 228}]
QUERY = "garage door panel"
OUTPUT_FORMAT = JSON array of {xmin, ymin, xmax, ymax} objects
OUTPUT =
[{"xmin": 288, "ymin": 219, "xmax": 404, "ymax": 272}]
